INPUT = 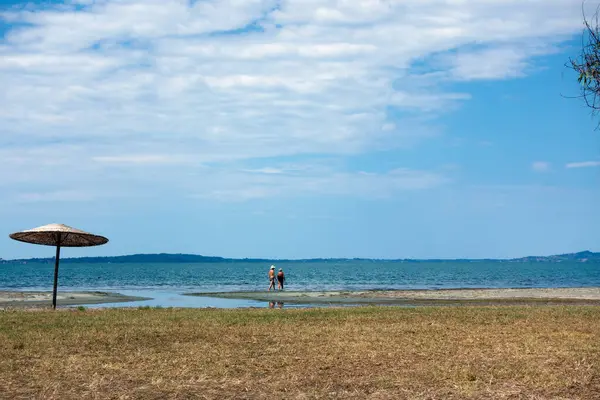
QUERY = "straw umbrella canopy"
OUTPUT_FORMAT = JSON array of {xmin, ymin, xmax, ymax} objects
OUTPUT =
[{"xmin": 9, "ymin": 224, "xmax": 109, "ymax": 309}]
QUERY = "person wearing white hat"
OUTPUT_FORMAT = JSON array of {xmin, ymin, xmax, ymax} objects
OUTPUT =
[{"xmin": 268, "ymin": 265, "xmax": 276, "ymax": 291}]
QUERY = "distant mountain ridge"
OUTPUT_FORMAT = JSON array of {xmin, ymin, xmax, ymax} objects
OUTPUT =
[
  {"xmin": 509, "ymin": 250, "xmax": 600, "ymax": 263},
  {"xmin": 1, "ymin": 251, "xmax": 599, "ymax": 264}
]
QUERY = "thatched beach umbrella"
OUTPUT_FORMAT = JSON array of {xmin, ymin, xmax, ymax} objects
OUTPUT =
[{"xmin": 9, "ymin": 224, "xmax": 109, "ymax": 309}]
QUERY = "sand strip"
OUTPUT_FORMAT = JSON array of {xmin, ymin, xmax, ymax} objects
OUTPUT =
[
  {"xmin": 186, "ymin": 287, "xmax": 600, "ymax": 306},
  {"xmin": 0, "ymin": 291, "xmax": 150, "ymax": 308}
]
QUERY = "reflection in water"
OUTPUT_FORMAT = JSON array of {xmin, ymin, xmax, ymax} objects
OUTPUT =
[
  {"xmin": 86, "ymin": 291, "xmax": 270, "ymax": 309},
  {"xmin": 83, "ymin": 290, "xmax": 306, "ymax": 309},
  {"xmin": 269, "ymin": 301, "xmax": 285, "ymax": 309}
]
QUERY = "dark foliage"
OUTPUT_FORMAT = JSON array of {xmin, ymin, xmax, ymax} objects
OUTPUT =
[{"xmin": 568, "ymin": 5, "xmax": 600, "ymax": 122}]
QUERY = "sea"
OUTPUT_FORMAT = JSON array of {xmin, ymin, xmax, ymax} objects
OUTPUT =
[{"xmin": 1, "ymin": 260, "xmax": 599, "ymax": 308}]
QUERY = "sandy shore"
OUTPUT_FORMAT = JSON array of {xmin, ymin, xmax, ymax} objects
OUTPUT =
[
  {"xmin": 0, "ymin": 291, "xmax": 150, "ymax": 308},
  {"xmin": 187, "ymin": 287, "xmax": 600, "ymax": 306}
]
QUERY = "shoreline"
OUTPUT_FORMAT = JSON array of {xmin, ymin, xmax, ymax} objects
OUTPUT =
[
  {"xmin": 187, "ymin": 287, "xmax": 600, "ymax": 306},
  {"xmin": 4, "ymin": 287, "xmax": 600, "ymax": 309},
  {"xmin": 0, "ymin": 291, "xmax": 151, "ymax": 308}
]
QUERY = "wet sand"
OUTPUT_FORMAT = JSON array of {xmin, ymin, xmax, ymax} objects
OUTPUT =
[
  {"xmin": 0, "ymin": 291, "xmax": 150, "ymax": 308},
  {"xmin": 187, "ymin": 287, "xmax": 600, "ymax": 306}
]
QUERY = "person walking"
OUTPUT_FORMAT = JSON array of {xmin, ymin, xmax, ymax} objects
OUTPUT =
[
  {"xmin": 277, "ymin": 268, "xmax": 285, "ymax": 290},
  {"xmin": 268, "ymin": 265, "xmax": 276, "ymax": 291}
]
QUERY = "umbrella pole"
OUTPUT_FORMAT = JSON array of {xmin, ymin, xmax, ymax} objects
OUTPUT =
[{"xmin": 52, "ymin": 245, "xmax": 61, "ymax": 309}]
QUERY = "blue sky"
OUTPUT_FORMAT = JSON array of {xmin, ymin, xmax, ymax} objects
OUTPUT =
[{"xmin": 0, "ymin": 0, "xmax": 599, "ymax": 260}]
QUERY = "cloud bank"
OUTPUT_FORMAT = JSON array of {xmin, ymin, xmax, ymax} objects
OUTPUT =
[{"xmin": 0, "ymin": 0, "xmax": 586, "ymax": 201}]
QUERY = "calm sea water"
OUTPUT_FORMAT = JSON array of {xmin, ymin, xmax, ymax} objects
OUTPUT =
[{"xmin": 1, "ymin": 261, "xmax": 599, "ymax": 308}]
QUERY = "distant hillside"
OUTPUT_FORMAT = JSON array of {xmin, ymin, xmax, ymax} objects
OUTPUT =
[
  {"xmin": 0, "ymin": 253, "xmax": 355, "ymax": 264},
  {"xmin": 1, "ymin": 253, "xmax": 229, "ymax": 264},
  {"xmin": 1, "ymin": 251, "xmax": 599, "ymax": 264},
  {"xmin": 509, "ymin": 251, "xmax": 600, "ymax": 263}
]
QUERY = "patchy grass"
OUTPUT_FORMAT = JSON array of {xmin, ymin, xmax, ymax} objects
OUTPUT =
[{"xmin": 1, "ymin": 306, "xmax": 599, "ymax": 399}]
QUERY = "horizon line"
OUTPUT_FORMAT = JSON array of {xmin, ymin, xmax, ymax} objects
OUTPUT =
[{"xmin": 1, "ymin": 250, "xmax": 596, "ymax": 263}]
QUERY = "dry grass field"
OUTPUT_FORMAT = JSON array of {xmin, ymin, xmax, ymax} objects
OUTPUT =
[{"xmin": 1, "ymin": 306, "xmax": 599, "ymax": 399}]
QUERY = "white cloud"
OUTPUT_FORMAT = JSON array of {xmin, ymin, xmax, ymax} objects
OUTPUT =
[
  {"xmin": 0, "ymin": 0, "xmax": 587, "ymax": 201},
  {"xmin": 445, "ymin": 44, "xmax": 560, "ymax": 81},
  {"xmin": 532, "ymin": 161, "xmax": 551, "ymax": 172},
  {"xmin": 566, "ymin": 161, "xmax": 600, "ymax": 169},
  {"xmin": 191, "ymin": 167, "xmax": 450, "ymax": 202},
  {"xmin": 0, "ymin": 143, "xmax": 450, "ymax": 204},
  {"xmin": 15, "ymin": 190, "xmax": 98, "ymax": 203},
  {"xmin": 92, "ymin": 154, "xmax": 194, "ymax": 165},
  {"xmin": 242, "ymin": 168, "xmax": 286, "ymax": 175}
]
